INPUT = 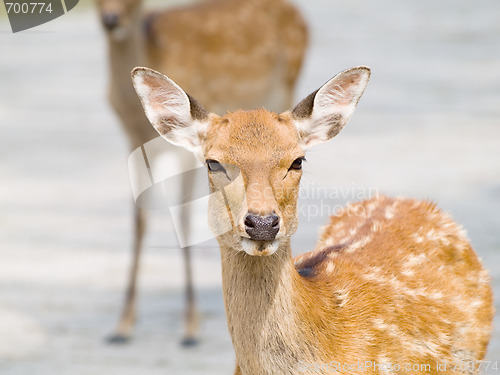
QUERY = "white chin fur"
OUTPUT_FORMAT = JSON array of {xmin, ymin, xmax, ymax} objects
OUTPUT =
[
  {"xmin": 110, "ymin": 27, "xmax": 129, "ymax": 41},
  {"xmin": 240, "ymin": 238, "xmax": 279, "ymax": 256}
]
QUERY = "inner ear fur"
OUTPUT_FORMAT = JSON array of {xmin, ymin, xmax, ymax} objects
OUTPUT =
[
  {"xmin": 131, "ymin": 67, "xmax": 211, "ymax": 155},
  {"xmin": 291, "ymin": 66, "xmax": 371, "ymax": 148}
]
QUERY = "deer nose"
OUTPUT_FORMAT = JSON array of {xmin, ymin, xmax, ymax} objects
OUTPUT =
[
  {"xmin": 102, "ymin": 13, "xmax": 119, "ymax": 30},
  {"xmin": 244, "ymin": 213, "xmax": 280, "ymax": 241}
]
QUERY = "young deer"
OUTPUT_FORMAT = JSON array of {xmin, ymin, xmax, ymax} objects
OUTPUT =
[
  {"xmin": 95, "ymin": 0, "xmax": 307, "ymax": 344},
  {"xmin": 132, "ymin": 65, "xmax": 494, "ymax": 374}
]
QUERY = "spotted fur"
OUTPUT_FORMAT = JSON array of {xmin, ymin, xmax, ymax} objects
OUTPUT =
[
  {"xmin": 293, "ymin": 196, "xmax": 493, "ymax": 374},
  {"xmin": 133, "ymin": 66, "xmax": 493, "ymax": 375}
]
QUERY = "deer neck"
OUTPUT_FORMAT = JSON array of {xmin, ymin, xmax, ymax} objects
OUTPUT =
[
  {"xmin": 106, "ymin": 16, "xmax": 147, "ymax": 96},
  {"xmin": 105, "ymin": 12, "xmax": 157, "ymax": 149},
  {"xmin": 220, "ymin": 240, "xmax": 317, "ymax": 374}
]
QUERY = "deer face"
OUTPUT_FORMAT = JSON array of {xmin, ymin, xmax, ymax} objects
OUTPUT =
[
  {"xmin": 95, "ymin": 0, "xmax": 142, "ymax": 41},
  {"xmin": 132, "ymin": 66, "xmax": 370, "ymax": 256},
  {"xmin": 202, "ymin": 110, "xmax": 304, "ymax": 255}
]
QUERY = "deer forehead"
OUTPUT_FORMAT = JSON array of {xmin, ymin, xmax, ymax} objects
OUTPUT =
[{"xmin": 204, "ymin": 110, "xmax": 302, "ymax": 169}]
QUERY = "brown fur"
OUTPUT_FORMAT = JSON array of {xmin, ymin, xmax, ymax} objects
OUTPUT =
[
  {"xmin": 292, "ymin": 196, "xmax": 494, "ymax": 374},
  {"xmin": 211, "ymin": 116, "xmax": 493, "ymax": 374},
  {"xmin": 96, "ymin": 0, "xmax": 307, "ymax": 343},
  {"xmin": 131, "ymin": 67, "xmax": 493, "ymax": 374},
  {"xmin": 96, "ymin": 0, "xmax": 308, "ymax": 148},
  {"xmin": 148, "ymin": 0, "xmax": 308, "ymax": 115}
]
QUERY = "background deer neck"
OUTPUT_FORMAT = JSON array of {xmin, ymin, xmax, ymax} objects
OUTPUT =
[{"xmin": 107, "ymin": 16, "xmax": 146, "ymax": 95}]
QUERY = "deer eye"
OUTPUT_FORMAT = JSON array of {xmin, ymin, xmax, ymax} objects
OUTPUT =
[
  {"xmin": 206, "ymin": 159, "xmax": 226, "ymax": 173},
  {"xmin": 289, "ymin": 157, "xmax": 305, "ymax": 171}
]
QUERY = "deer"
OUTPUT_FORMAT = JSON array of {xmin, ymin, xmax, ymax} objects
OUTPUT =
[
  {"xmin": 131, "ymin": 65, "xmax": 494, "ymax": 374},
  {"xmin": 95, "ymin": 0, "xmax": 308, "ymax": 345}
]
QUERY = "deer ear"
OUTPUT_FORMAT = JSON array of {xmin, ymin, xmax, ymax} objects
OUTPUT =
[
  {"xmin": 291, "ymin": 66, "xmax": 371, "ymax": 149},
  {"xmin": 131, "ymin": 67, "xmax": 210, "ymax": 158}
]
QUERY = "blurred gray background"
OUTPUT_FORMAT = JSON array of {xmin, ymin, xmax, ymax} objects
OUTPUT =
[{"xmin": 1, "ymin": 0, "xmax": 499, "ymax": 374}]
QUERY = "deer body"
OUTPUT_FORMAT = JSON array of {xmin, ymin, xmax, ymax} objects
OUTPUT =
[
  {"xmin": 225, "ymin": 196, "xmax": 493, "ymax": 374},
  {"xmin": 131, "ymin": 66, "xmax": 493, "ymax": 374},
  {"xmin": 96, "ymin": 0, "xmax": 307, "ymax": 343},
  {"xmin": 147, "ymin": 0, "xmax": 307, "ymax": 115},
  {"xmin": 99, "ymin": 0, "xmax": 308, "ymax": 148}
]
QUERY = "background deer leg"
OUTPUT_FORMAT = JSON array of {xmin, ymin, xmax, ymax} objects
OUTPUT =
[
  {"xmin": 108, "ymin": 204, "xmax": 146, "ymax": 343},
  {"xmin": 181, "ymin": 245, "xmax": 198, "ymax": 346},
  {"xmin": 179, "ymin": 167, "xmax": 198, "ymax": 346}
]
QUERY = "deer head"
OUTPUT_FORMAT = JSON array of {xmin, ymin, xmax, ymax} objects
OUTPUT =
[
  {"xmin": 132, "ymin": 66, "xmax": 370, "ymax": 256},
  {"xmin": 95, "ymin": 0, "xmax": 143, "ymax": 41}
]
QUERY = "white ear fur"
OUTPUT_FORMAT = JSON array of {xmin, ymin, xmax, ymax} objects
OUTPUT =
[
  {"xmin": 291, "ymin": 66, "xmax": 371, "ymax": 149},
  {"xmin": 131, "ymin": 67, "xmax": 209, "ymax": 158}
]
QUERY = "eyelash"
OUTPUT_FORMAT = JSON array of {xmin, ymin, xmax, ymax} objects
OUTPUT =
[
  {"xmin": 206, "ymin": 159, "xmax": 226, "ymax": 173},
  {"xmin": 289, "ymin": 157, "xmax": 305, "ymax": 171},
  {"xmin": 207, "ymin": 157, "xmax": 304, "ymax": 174}
]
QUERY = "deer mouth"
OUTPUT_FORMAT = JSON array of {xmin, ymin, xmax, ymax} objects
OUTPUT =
[{"xmin": 240, "ymin": 238, "xmax": 279, "ymax": 256}]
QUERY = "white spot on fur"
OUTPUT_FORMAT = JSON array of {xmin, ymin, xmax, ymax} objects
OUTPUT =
[
  {"xmin": 478, "ymin": 269, "xmax": 490, "ymax": 285},
  {"xmin": 469, "ymin": 298, "xmax": 485, "ymax": 309},
  {"xmin": 377, "ymin": 355, "xmax": 393, "ymax": 371},
  {"xmin": 403, "ymin": 253, "xmax": 427, "ymax": 268},
  {"xmin": 345, "ymin": 236, "xmax": 372, "ymax": 253},
  {"xmin": 423, "ymin": 228, "xmax": 452, "ymax": 246},
  {"xmin": 364, "ymin": 200, "xmax": 381, "ymax": 219},
  {"xmin": 335, "ymin": 222, "xmax": 367, "ymax": 246},
  {"xmin": 405, "ymin": 338, "xmax": 443, "ymax": 358},
  {"xmin": 411, "ymin": 233, "xmax": 424, "ymax": 244},
  {"xmin": 348, "ymin": 223, "xmax": 363, "ymax": 236},
  {"xmin": 457, "ymin": 227, "xmax": 469, "ymax": 241},
  {"xmin": 372, "ymin": 319, "xmax": 402, "ymax": 339},
  {"xmin": 363, "ymin": 266, "xmax": 383, "ymax": 282},
  {"xmin": 330, "ymin": 222, "xmax": 347, "ymax": 234},
  {"xmin": 401, "ymin": 269, "xmax": 415, "ymax": 277},
  {"xmin": 325, "ymin": 262, "xmax": 335, "ymax": 274},
  {"xmin": 373, "ymin": 317, "xmax": 388, "ymax": 330},
  {"xmin": 371, "ymin": 221, "xmax": 382, "ymax": 232},
  {"xmin": 333, "ymin": 289, "xmax": 349, "ymax": 307},
  {"xmin": 372, "ymin": 318, "xmax": 445, "ymax": 360},
  {"xmin": 364, "ymin": 264, "xmax": 444, "ymax": 302},
  {"xmin": 449, "ymin": 295, "xmax": 473, "ymax": 313},
  {"xmin": 384, "ymin": 200, "xmax": 399, "ymax": 220},
  {"xmin": 426, "ymin": 291, "xmax": 444, "ymax": 300}
]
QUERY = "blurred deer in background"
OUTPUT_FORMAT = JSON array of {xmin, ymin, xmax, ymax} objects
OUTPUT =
[
  {"xmin": 132, "ymin": 65, "xmax": 493, "ymax": 374},
  {"xmin": 95, "ymin": 0, "xmax": 308, "ymax": 345}
]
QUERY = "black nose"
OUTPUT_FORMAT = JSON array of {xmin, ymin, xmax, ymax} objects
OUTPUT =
[
  {"xmin": 102, "ymin": 13, "xmax": 119, "ymax": 30},
  {"xmin": 244, "ymin": 213, "xmax": 280, "ymax": 241}
]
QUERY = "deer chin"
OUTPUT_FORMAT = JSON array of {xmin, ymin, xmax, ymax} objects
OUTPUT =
[
  {"xmin": 240, "ymin": 238, "xmax": 280, "ymax": 256},
  {"xmin": 108, "ymin": 26, "xmax": 129, "ymax": 42}
]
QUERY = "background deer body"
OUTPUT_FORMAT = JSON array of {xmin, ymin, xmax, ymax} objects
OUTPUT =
[
  {"xmin": 96, "ymin": 0, "xmax": 307, "ymax": 344},
  {"xmin": 132, "ymin": 65, "xmax": 493, "ymax": 374}
]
